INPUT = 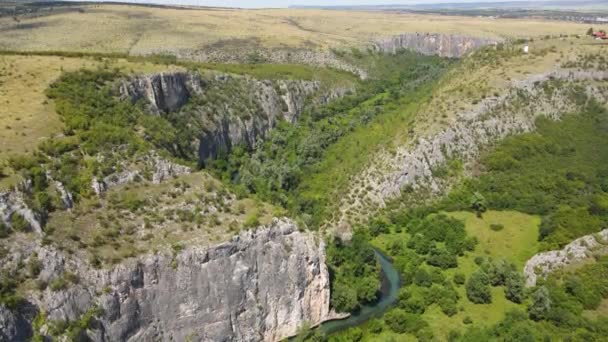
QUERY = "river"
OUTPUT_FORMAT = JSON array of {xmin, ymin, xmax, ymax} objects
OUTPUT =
[{"xmin": 317, "ymin": 249, "xmax": 401, "ymax": 336}]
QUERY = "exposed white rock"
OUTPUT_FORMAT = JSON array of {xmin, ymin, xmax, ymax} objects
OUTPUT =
[
  {"xmin": 372, "ymin": 33, "xmax": 502, "ymax": 58},
  {"xmin": 121, "ymin": 71, "xmax": 353, "ymax": 164},
  {"xmin": 0, "ymin": 189, "xmax": 43, "ymax": 235},
  {"xmin": 1, "ymin": 218, "xmax": 333, "ymax": 342},
  {"xmin": 524, "ymin": 229, "xmax": 608, "ymax": 287},
  {"xmin": 336, "ymin": 70, "xmax": 608, "ymax": 228},
  {"xmin": 152, "ymin": 156, "xmax": 191, "ymax": 184}
]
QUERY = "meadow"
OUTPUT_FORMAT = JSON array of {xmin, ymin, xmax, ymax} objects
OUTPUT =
[{"xmin": 0, "ymin": 3, "xmax": 592, "ymax": 55}]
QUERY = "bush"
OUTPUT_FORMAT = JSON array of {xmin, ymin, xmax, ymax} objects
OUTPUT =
[
  {"xmin": 0, "ymin": 223, "xmax": 11, "ymax": 238},
  {"xmin": 439, "ymin": 298, "xmax": 458, "ymax": 317},
  {"xmin": 466, "ymin": 270, "xmax": 492, "ymax": 304},
  {"xmin": 0, "ymin": 277, "xmax": 25, "ymax": 309},
  {"xmin": 414, "ymin": 268, "xmax": 433, "ymax": 287},
  {"xmin": 367, "ymin": 319, "xmax": 383, "ymax": 334},
  {"xmin": 243, "ymin": 211, "xmax": 260, "ymax": 228},
  {"xmin": 528, "ymin": 286, "xmax": 552, "ymax": 321},
  {"xmin": 49, "ymin": 277, "xmax": 67, "ymax": 292},
  {"xmin": 331, "ymin": 282, "xmax": 359, "ymax": 313},
  {"xmin": 384, "ymin": 309, "xmax": 428, "ymax": 334},
  {"xmin": 453, "ymin": 273, "xmax": 466, "ymax": 285},
  {"xmin": 403, "ymin": 296, "xmax": 426, "ymax": 314},
  {"xmin": 10, "ymin": 213, "xmax": 29, "ymax": 232},
  {"xmin": 490, "ymin": 223, "xmax": 504, "ymax": 231},
  {"xmin": 427, "ymin": 247, "xmax": 458, "ymax": 269},
  {"xmin": 505, "ymin": 272, "xmax": 526, "ymax": 303}
]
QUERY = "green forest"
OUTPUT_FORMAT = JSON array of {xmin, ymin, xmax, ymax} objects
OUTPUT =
[{"xmin": 320, "ymin": 101, "xmax": 608, "ymax": 341}]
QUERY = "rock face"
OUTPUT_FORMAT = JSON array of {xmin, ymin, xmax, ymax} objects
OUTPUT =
[
  {"xmin": 336, "ymin": 70, "xmax": 608, "ymax": 228},
  {"xmin": 120, "ymin": 72, "xmax": 203, "ymax": 114},
  {"xmin": 0, "ymin": 219, "xmax": 332, "ymax": 342},
  {"xmin": 91, "ymin": 151, "xmax": 191, "ymax": 195},
  {"xmin": 372, "ymin": 33, "xmax": 501, "ymax": 58},
  {"xmin": 176, "ymin": 48, "xmax": 368, "ymax": 79},
  {"xmin": 0, "ymin": 186, "xmax": 43, "ymax": 235},
  {"xmin": 121, "ymin": 72, "xmax": 351, "ymax": 165},
  {"xmin": 523, "ymin": 229, "xmax": 608, "ymax": 287}
]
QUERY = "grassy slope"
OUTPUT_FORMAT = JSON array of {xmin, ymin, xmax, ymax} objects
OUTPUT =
[
  {"xmin": 367, "ymin": 210, "xmax": 540, "ymax": 341},
  {"xmin": 300, "ymin": 86, "xmax": 429, "ymax": 224},
  {"xmin": 44, "ymin": 171, "xmax": 277, "ymax": 266},
  {"xmin": 0, "ymin": 55, "xmax": 182, "ymax": 159}
]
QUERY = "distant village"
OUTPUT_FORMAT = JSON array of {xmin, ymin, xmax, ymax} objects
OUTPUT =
[{"xmin": 589, "ymin": 28, "xmax": 608, "ymax": 40}]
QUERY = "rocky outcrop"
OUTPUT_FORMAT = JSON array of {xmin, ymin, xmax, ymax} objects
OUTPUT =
[
  {"xmin": 174, "ymin": 48, "xmax": 368, "ymax": 79},
  {"xmin": 0, "ymin": 218, "xmax": 333, "ymax": 342},
  {"xmin": 121, "ymin": 72, "xmax": 351, "ymax": 165},
  {"xmin": 524, "ymin": 229, "xmax": 608, "ymax": 287},
  {"xmin": 336, "ymin": 70, "xmax": 608, "ymax": 228},
  {"xmin": 120, "ymin": 72, "xmax": 203, "ymax": 114},
  {"xmin": 91, "ymin": 151, "xmax": 191, "ymax": 195},
  {"xmin": 0, "ymin": 186, "xmax": 43, "ymax": 235},
  {"xmin": 0, "ymin": 305, "xmax": 32, "ymax": 342},
  {"xmin": 372, "ymin": 33, "xmax": 501, "ymax": 58}
]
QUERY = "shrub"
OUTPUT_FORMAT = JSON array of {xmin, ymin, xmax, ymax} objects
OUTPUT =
[
  {"xmin": 439, "ymin": 298, "xmax": 458, "ymax": 316},
  {"xmin": 414, "ymin": 268, "xmax": 433, "ymax": 287},
  {"xmin": 528, "ymin": 286, "xmax": 552, "ymax": 321},
  {"xmin": 330, "ymin": 282, "xmax": 358, "ymax": 313},
  {"xmin": 490, "ymin": 223, "xmax": 504, "ymax": 231},
  {"xmin": 49, "ymin": 277, "xmax": 67, "ymax": 292},
  {"xmin": 505, "ymin": 272, "xmax": 526, "ymax": 303},
  {"xmin": 367, "ymin": 319, "xmax": 383, "ymax": 334},
  {"xmin": 10, "ymin": 212, "xmax": 29, "ymax": 232},
  {"xmin": 466, "ymin": 270, "xmax": 492, "ymax": 304},
  {"xmin": 243, "ymin": 211, "xmax": 260, "ymax": 228},
  {"xmin": 0, "ymin": 223, "xmax": 10, "ymax": 238},
  {"xmin": 453, "ymin": 273, "xmax": 466, "ymax": 285},
  {"xmin": 385, "ymin": 309, "xmax": 428, "ymax": 334},
  {"xmin": 427, "ymin": 247, "xmax": 458, "ymax": 269}
]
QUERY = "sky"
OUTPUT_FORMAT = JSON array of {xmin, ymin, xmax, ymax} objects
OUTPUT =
[{"xmin": 74, "ymin": 0, "xmax": 536, "ymax": 9}]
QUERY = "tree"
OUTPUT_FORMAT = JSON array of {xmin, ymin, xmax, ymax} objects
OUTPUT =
[
  {"xmin": 466, "ymin": 270, "xmax": 492, "ymax": 304},
  {"xmin": 470, "ymin": 192, "xmax": 487, "ymax": 218},
  {"xmin": 439, "ymin": 298, "xmax": 458, "ymax": 316},
  {"xmin": 369, "ymin": 216, "xmax": 390, "ymax": 237},
  {"xmin": 453, "ymin": 273, "xmax": 466, "ymax": 285},
  {"xmin": 528, "ymin": 286, "xmax": 552, "ymax": 321},
  {"xmin": 385, "ymin": 309, "xmax": 429, "ymax": 334},
  {"xmin": 505, "ymin": 272, "xmax": 526, "ymax": 303},
  {"xmin": 414, "ymin": 268, "xmax": 432, "ymax": 287},
  {"xmin": 427, "ymin": 247, "xmax": 458, "ymax": 269},
  {"xmin": 403, "ymin": 296, "xmax": 426, "ymax": 314},
  {"xmin": 331, "ymin": 282, "xmax": 358, "ymax": 312}
]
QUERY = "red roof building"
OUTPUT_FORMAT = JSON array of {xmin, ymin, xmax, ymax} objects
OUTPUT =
[{"xmin": 592, "ymin": 31, "xmax": 607, "ymax": 39}]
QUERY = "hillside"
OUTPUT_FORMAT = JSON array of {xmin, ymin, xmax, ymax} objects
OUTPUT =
[{"xmin": 1, "ymin": 3, "xmax": 608, "ymax": 342}]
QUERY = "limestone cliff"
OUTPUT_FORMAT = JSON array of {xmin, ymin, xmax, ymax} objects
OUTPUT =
[
  {"xmin": 121, "ymin": 72, "xmax": 351, "ymax": 165},
  {"xmin": 524, "ymin": 229, "xmax": 608, "ymax": 287},
  {"xmin": 372, "ymin": 33, "xmax": 501, "ymax": 58},
  {"xmin": 336, "ymin": 70, "xmax": 608, "ymax": 228},
  {"xmin": 0, "ymin": 218, "xmax": 332, "ymax": 342}
]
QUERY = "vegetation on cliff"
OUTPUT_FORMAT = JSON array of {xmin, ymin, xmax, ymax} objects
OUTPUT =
[
  {"xmin": 210, "ymin": 51, "xmax": 451, "ymax": 226},
  {"xmin": 327, "ymin": 101, "xmax": 608, "ymax": 341}
]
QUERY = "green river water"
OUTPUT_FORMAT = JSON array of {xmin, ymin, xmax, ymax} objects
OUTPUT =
[{"xmin": 318, "ymin": 249, "xmax": 401, "ymax": 336}]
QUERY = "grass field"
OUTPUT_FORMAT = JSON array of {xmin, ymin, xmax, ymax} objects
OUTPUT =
[
  {"xmin": 367, "ymin": 210, "xmax": 541, "ymax": 340},
  {"xmin": 417, "ymin": 36, "xmax": 608, "ymax": 135},
  {"xmin": 0, "ymin": 55, "xmax": 182, "ymax": 160},
  {"xmin": 0, "ymin": 4, "xmax": 593, "ymax": 55},
  {"xmin": 447, "ymin": 210, "xmax": 541, "ymax": 269}
]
